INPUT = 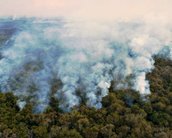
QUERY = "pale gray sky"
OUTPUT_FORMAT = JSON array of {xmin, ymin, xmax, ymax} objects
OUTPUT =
[{"xmin": 0, "ymin": 0, "xmax": 172, "ymax": 21}]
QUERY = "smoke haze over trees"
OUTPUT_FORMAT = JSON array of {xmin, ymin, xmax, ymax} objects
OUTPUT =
[
  {"xmin": 0, "ymin": 17, "xmax": 172, "ymax": 137},
  {"xmin": 0, "ymin": 0, "xmax": 172, "ymax": 137},
  {"xmin": 0, "ymin": 18, "xmax": 172, "ymax": 113},
  {"xmin": 0, "ymin": 56, "xmax": 172, "ymax": 137}
]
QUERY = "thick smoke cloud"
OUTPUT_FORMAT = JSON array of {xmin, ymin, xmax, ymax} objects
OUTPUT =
[{"xmin": 0, "ymin": 18, "xmax": 172, "ymax": 112}]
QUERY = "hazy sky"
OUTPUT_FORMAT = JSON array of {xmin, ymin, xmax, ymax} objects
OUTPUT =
[{"xmin": 0, "ymin": 0, "xmax": 172, "ymax": 21}]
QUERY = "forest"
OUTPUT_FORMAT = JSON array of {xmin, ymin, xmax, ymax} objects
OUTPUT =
[{"xmin": 0, "ymin": 56, "xmax": 172, "ymax": 138}]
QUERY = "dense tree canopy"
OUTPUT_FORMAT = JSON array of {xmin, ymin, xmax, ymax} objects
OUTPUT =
[{"xmin": 0, "ymin": 57, "xmax": 172, "ymax": 138}]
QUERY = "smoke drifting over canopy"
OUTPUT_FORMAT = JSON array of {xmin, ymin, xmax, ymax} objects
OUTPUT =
[
  {"xmin": 0, "ymin": 18, "xmax": 171, "ymax": 112},
  {"xmin": 0, "ymin": 0, "xmax": 171, "ymax": 113}
]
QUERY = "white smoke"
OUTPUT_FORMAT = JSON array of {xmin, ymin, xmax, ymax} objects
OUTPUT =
[{"xmin": 0, "ymin": 18, "xmax": 172, "ymax": 112}]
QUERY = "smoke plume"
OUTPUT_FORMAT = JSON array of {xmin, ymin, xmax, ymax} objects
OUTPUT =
[{"xmin": 0, "ymin": 18, "xmax": 172, "ymax": 112}]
